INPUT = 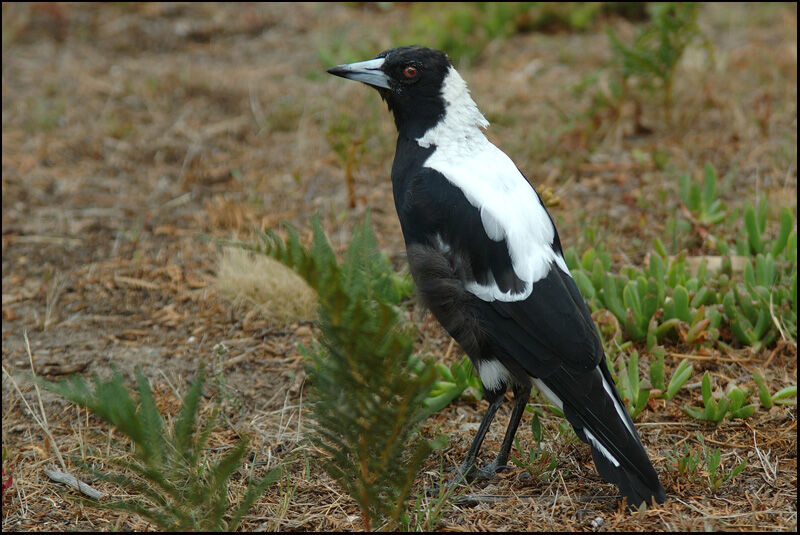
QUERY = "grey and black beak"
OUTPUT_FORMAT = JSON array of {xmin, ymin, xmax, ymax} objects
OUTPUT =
[{"xmin": 327, "ymin": 57, "xmax": 390, "ymax": 90}]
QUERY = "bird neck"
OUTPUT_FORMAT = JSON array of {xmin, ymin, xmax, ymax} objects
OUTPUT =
[{"xmin": 414, "ymin": 66, "xmax": 490, "ymax": 152}]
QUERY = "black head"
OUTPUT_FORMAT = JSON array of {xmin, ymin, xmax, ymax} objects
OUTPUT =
[{"xmin": 327, "ymin": 46, "xmax": 452, "ymax": 137}]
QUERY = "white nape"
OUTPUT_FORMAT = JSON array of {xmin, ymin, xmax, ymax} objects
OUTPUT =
[{"xmin": 417, "ymin": 66, "xmax": 566, "ymax": 302}]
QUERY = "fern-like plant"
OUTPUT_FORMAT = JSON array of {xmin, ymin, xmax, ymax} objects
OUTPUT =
[
  {"xmin": 243, "ymin": 214, "xmax": 441, "ymax": 530},
  {"xmin": 41, "ymin": 366, "xmax": 280, "ymax": 531},
  {"xmin": 608, "ymin": 2, "xmax": 712, "ymax": 118}
]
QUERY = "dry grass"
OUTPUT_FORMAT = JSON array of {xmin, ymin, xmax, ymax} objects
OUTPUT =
[
  {"xmin": 2, "ymin": 2, "xmax": 797, "ymax": 532},
  {"xmin": 216, "ymin": 248, "xmax": 317, "ymax": 327}
]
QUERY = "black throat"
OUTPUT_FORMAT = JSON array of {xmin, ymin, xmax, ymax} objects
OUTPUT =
[{"xmin": 381, "ymin": 89, "xmax": 446, "ymax": 141}]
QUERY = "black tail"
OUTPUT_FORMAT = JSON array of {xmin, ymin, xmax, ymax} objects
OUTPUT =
[{"xmin": 543, "ymin": 359, "xmax": 666, "ymax": 508}]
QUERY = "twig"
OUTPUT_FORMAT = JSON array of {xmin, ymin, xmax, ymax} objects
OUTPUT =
[
  {"xmin": 442, "ymin": 338, "xmax": 455, "ymax": 362},
  {"xmin": 455, "ymin": 492, "xmax": 618, "ymax": 507},
  {"xmin": 249, "ymin": 81, "xmax": 267, "ymax": 133},
  {"xmin": 667, "ymin": 352, "xmax": 753, "ymax": 364},
  {"xmin": 558, "ymin": 470, "xmax": 575, "ymax": 509},
  {"xmin": 44, "ymin": 272, "xmax": 65, "ymax": 331},
  {"xmin": 704, "ymin": 437, "xmax": 753, "ymax": 449},
  {"xmin": 672, "ymin": 496, "xmax": 788, "ymax": 519},
  {"xmin": 763, "ymin": 346, "xmax": 780, "ymax": 367},
  {"xmin": 23, "ymin": 330, "xmax": 68, "ymax": 471},
  {"xmin": 8, "ymin": 235, "xmax": 82, "ymax": 246},
  {"xmin": 42, "ymin": 467, "xmax": 106, "ymax": 500},
  {"xmin": 113, "ymin": 275, "xmax": 160, "ymax": 290},
  {"xmin": 222, "ymin": 345, "xmax": 259, "ymax": 368},
  {"xmin": 752, "ymin": 430, "xmax": 778, "ymax": 485},
  {"xmin": 768, "ymin": 293, "xmax": 793, "ymax": 347}
]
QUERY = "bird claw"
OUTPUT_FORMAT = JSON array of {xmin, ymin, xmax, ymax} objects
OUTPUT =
[
  {"xmin": 471, "ymin": 462, "xmax": 511, "ymax": 481},
  {"xmin": 426, "ymin": 461, "xmax": 510, "ymax": 495}
]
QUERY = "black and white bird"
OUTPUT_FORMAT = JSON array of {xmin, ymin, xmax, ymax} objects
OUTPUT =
[{"xmin": 327, "ymin": 46, "xmax": 666, "ymax": 509}]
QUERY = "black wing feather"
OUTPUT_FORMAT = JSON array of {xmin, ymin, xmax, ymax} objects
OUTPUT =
[{"xmin": 488, "ymin": 266, "xmax": 602, "ymax": 373}]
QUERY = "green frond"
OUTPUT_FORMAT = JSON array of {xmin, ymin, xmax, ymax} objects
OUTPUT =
[{"xmin": 237, "ymin": 213, "xmax": 440, "ymax": 530}]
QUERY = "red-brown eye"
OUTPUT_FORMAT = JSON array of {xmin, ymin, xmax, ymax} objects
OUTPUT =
[{"xmin": 403, "ymin": 66, "xmax": 418, "ymax": 78}]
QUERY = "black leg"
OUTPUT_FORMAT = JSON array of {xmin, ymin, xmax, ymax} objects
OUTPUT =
[
  {"xmin": 450, "ymin": 390, "xmax": 505, "ymax": 485},
  {"xmin": 473, "ymin": 381, "xmax": 531, "ymax": 478}
]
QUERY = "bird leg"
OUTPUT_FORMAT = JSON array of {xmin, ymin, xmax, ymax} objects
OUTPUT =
[
  {"xmin": 472, "ymin": 381, "xmax": 531, "ymax": 479},
  {"xmin": 448, "ymin": 392, "xmax": 505, "ymax": 486},
  {"xmin": 437, "ymin": 382, "xmax": 532, "ymax": 493},
  {"xmin": 449, "ymin": 382, "xmax": 532, "ymax": 482}
]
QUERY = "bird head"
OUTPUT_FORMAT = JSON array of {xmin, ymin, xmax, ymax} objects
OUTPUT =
[{"xmin": 327, "ymin": 46, "xmax": 456, "ymax": 137}]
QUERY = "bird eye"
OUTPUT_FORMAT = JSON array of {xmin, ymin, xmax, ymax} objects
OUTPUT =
[{"xmin": 403, "ymin": 65, "xmax": 418, "ymax": 78}]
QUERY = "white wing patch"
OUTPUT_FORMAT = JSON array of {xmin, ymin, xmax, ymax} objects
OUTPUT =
[
  {"xmin": 532, "ymin": 378, "xmax": 563, "ymax": 411},
  {"xmin": 480, "ymin": 206, "xmax": 505, "ymax": 241},
  {"xmin": 600, "ymin": 369, "xmax": 638, "ymax": 439},
  {"xmin": 416, "ymin": 67, "xmax": 560, "ymax": 302},
  {"xmin": 584, "ymin": 428, "xmax": 620, "ymax": 467},
  {"xmin": 478, "ymin": 360, "xmax": 511, "ymax": 391}
]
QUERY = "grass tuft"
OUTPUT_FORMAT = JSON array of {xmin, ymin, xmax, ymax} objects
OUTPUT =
[{"xmin": 215, "ymin": 247, "xmax": 317, "ymax": 326}]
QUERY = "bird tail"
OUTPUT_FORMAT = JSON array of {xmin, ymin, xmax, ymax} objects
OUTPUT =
[{"xmin": 541, "ymin": 359, "xmax": 666, "ymax": 509}]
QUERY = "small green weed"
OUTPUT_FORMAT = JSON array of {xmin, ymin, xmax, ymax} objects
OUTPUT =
[
  {"xmin": 726, "ymin": 199, "xmax": 795, "ymax": 258},
  {"xmin": 403, "ymin": 3, "xmax": 641, "ymax": 65},
  {"xmin": 41, "ymin": 366, "xmax": 280, "ymax": 532},
  {"xmin": 24, "ymin": 94, "xmax": 65, "ymax": 132},
  {"xmin": 421, "ymin": 356, "xmax": 483, "ymax": 414},
  {"xmin": 607, "ymin": 2, "xmax": 712, "ymax": 117},
  {"xmin": 697, "ymin": 433, "xmax": 747, "ymax": 492},
  {"xmin": 667, "ymin": 432, "xmax": 747, "ymax": 492},
  {"xmin": 753, "ymin": 370, "xmax": 797, "ymax": 409},
  {"xmin": 665, "ymin": 441, "xmax": 702, "ymax": 480},
  {"xmin": 613, "ymin": 349, "xmax": 651, "ymax": 418},
  {"xmin": 682, "ymin": 371, "xmax": 756, "ymax": 424},
  {"xmin": 325, "ymin": 112, "xmax": 378, "ymax": 209},
  {"xmin": 566, "ymin": 242, "xmax": 721, "ymax": 348},
  {"xmin": 401, "ymin": 466, "xmax": 462, "ymax": 532},
  {"xmin": 566, "ymin": 163, "xmax": 796, "ymax": 352},
  {"xmin": 510, "ymin": 410, "xmax": 557, "ymax": 478},
  {"xmin": 721, "ymin": 251, "xmax": 796, "ymax": 350},
  {"xmin": 649, "ymin": 348, "xmax": 693, "ymax": 401},
  {"xmin": 679, "ymin": 163, "xmax": 727, "ymax": 226}
]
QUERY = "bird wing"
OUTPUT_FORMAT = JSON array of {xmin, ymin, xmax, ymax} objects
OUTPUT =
[
  {"xmin": 485, "ymin": 265, "xmax": 604, "ymax": 374},
  {"xmin": 397, "ymin": 165, "xmax": 602, "ymax": 375}
]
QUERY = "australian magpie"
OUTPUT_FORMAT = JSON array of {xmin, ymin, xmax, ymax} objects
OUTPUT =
[{"xmin": 327, "ymin": 46, "xmax": 666, "ymax": 509}]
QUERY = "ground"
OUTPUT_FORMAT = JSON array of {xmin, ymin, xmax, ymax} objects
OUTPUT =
[{"xmin": 2, "ymin": 2, "xmax": 797, "ymax": 531}]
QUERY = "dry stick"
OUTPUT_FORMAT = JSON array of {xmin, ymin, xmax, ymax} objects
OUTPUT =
[
  {"xmin": 455, "ymin": 492, "xmax": 618, "ymax": 507},
  {"xmin": 442, "ymin": 338, "xmax": 455, "ymax": 362},
  {"xmin": 768, "ymin": 293, "xmax": 791, "ymax": 345},
  {"xmin": 42, "ymin": 468, "xmax": 106, "ymax": 500},
  {"xmin": 704, "ymin": 437, "xmax": 752, "ymax": 449},
  {"xmin": 222, "ymin": 345, "xmax": 259, "ymax": 368},
  {"xmin": 8, "ymin": 330, "xmax": 105, "ymax": 500},
  {"xmin": 673, "ymin": 496, "xmax": 788, "ymax": 520},
  {"xmin": 4, "ymin": 330, "xmax": 68, "ymax": 472},
  {"xmin": 1, "ymin": 363, "xmax": 66, "ymax": 470},
  {"xmin": 752, "ymin": 430, "xmax": 778, "ymax": 485},
  {"xmin": 549, "ymin": 486, "xmax": 559, "ymax": 523},
  {"xmin": 763, "ymin": 346, "xmax": 780, "ymax": 368},
  {"xmin": 557, "ymin": 470, "xmax": 575, "ymax": 509},
  {"xmin": 667, "ymin": 352, "xmax": 753, "ymax": 364}
]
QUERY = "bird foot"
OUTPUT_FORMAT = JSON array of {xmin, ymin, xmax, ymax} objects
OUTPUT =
[
  {"xmin": 426, "ymin": 460, "xmax": 510, "ymax": 495},
  {"xmin": 471, "ymin": 461, "xmax": 511, "ymax": 481}
]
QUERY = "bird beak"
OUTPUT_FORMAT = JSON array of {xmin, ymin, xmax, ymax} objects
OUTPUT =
[{"xmin": 327, "ymin": 57, "xmax": 390, "ymax": 90}]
